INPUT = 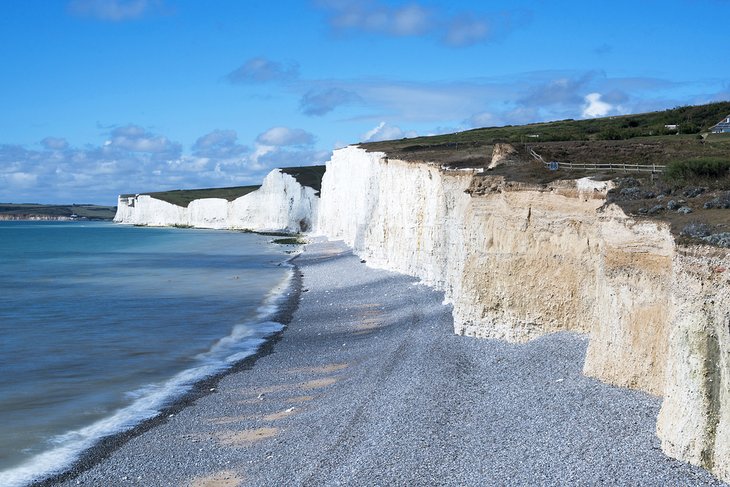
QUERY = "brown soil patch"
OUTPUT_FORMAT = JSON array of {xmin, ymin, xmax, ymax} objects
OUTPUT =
[
  {"xmin": 263, "ymin": 407, "xmax": 298, "ymax": 421},
  {"xmin": 604, "ymin": 249, "xmax": 672, "ymax": 275},
  {"xmin": 188, "ymin": 470, "xmax": 243, "ymax": 487},
  {"xmin": 300, "ymin": 377, "xmax": 338, "ymax": 390},
  {"xmin": 216, "ymin": 427, "xmax": 279, "ymax": 447},
  {"xmin": 287, "ymin": 363, "xmax": 349, "ymax": 374}
]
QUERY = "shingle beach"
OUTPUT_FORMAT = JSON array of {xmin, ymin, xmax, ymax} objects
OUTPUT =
[{"xmin": 51, "ymin": 239, "xmax": 726, "ymax": 487}]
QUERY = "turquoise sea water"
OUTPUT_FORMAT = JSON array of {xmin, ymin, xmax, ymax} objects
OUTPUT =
[{"xmin": 0, "ymin": 222, "xmax": 292, "ymax": 486}]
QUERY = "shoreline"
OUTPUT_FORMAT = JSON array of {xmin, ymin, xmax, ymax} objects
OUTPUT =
[
  {"xmin": 43, "ymin": 239, "xmax": 728, "ymax": 486},
  {"xmin": 24, "ymin": 257, "xmax": 303, "ymax": 487}
]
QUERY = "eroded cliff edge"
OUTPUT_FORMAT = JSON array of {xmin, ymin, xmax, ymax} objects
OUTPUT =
[{"xmin": 317, "ymin": 145, "xmax": 730, "ymax": 482}]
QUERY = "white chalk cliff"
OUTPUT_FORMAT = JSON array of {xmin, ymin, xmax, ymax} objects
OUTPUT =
[
  {"xmin": 316, "ymin": 145, "xmax": 730, "ymax": 483},
  {"xmin": 116, "ymin": 144, "xmax": 729, "ymax": 482},
  {"xmin": 114, "ymin": 168, "xmax": 319, "ymax": 233}
]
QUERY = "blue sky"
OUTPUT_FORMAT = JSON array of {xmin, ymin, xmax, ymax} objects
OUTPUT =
[{"xmin": 1, "ymin": 0, "xmax": 728, "ymax": 204}]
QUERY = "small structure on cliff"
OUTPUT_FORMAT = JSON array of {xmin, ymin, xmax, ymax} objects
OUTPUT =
[{"xmin": 711, "ymin": 114, "xmax": 730, "ymax": 133}]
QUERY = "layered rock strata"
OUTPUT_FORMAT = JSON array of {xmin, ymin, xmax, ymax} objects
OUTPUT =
[{"xmin": 316, "ymin": 145, "xmax": 729, "ymax": 482}]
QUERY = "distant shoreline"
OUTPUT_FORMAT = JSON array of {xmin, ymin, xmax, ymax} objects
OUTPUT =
[{"xmin": 0, "ymin": 203, "xmax": 116, "ymax": 221}]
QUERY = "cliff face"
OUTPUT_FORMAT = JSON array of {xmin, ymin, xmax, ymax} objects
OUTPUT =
[
  {"xmin": 317, "ymin": 145, "xmax": 730, "ymax": 482},
  {"xmin": 658, "ymin": 248, "xmax": 730, "ymax": 480},
  {"xmin": 114, "ymin": 169, "xmax": 318, "ymax": 233}
]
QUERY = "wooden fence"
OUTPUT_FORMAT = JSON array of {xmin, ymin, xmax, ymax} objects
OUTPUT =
[{"xmin": 528, "ymin": 148, "xmax": 666, "ymax": 174}]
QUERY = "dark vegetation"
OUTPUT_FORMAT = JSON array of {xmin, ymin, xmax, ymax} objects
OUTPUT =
[
  {"xmin": 0, "ymin": 203, "xmax": 117, "ymax": 220},
  {"xmin": 280, "ymin": 165, "xmax": 327, "ymax": 194},
  {"xmin": 664, "ymin": 157, "xmax": 730, "ymax": 186},
  {"xmin": 127, "ymin": 185, "xmax": 261, "ymax": 207},
  {"xmin": 361, "ymin": 101, "xmax": 730, "ymax": 163},
  {"xmin": 127, "ymin": 165, "xmax": 327, "ymax": 208},
  {"xmin": 271, "ymin": 237, "xmax": 306, "ymax": 245}
]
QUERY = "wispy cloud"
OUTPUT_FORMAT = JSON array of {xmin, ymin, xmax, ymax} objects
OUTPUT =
[
  {"xmin": 67, "ymin": 0, "xmax": 164, "ymax": 21},
  {"xmin": 299, "ymin": 87, "xmax": 361, "ymax": 116},
  {"xmin": 40, "ymin": 137, "xmax": 69, "ymax": 151},
  {"xmin": 361, "ymin": 122, "xmax": 417, "ymax": 142},
  {"xmin": 192, "ymin": 130, "xmax": 249, "ymax": 158},
  {"xmin": 313, "ymin": 0, "xmax": 530, "ymax": 47},
  {"xmin": 106, "ymin": 124, "xmax": 181, "ymax": 159},
  {"xmin": 256, "ymin": 127, "xmax": 315, "ymax": 146},
  {"xmin": 226, "ymin": 57, "xmax": 300, "ymax": 84}
]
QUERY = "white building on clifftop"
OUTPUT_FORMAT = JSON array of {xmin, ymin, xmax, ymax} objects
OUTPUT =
[{"xmin": 711, "ymin": 114, "xmax": 730, "ymax": 133}]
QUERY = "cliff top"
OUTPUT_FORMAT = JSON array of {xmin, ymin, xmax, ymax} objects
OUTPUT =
[
  {"xmin": 123, "ymin": 166, "xmax": 327, "ymax": 208},
  {"xmin": 127, "ymin": 185, "xmax": 261, "ymax": 207},
  {"xmin": 280, "ymin": 165, "xmax": 326, "ymax": 194},
  {"xmin": 361, "ymin": 101, "xmax": 730, "ymax": 245}
]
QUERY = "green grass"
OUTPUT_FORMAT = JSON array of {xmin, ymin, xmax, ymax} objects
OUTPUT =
[
  {"xmin": 664, "ymin": 157, "xmax": 730, "ymax": 188},
  {"xmin": 361, "ymin": 101, "xmax": 730, "ymax": 163},
  {"xmin": 128, "ymin": 185, "xmax": 261, "ymax": 207},
  {"xmin": 271, "ymin": 237, "xmax": 306, "ymax": 245},
  {"xmin": 126, "ymin": 166, "xmax": 326, "ymax": 208}
]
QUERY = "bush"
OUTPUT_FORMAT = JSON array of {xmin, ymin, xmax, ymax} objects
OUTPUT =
[
  {"xmin": 664, "ymin": 158, "xmax": 730, "ymax": 184},
  {"xmin": 681, "ymin": 222, "xmax": 713, "ymax": 238},
  {"xmin": 703, "ymin": 192, "xmax": 730, "ymax": 209}
]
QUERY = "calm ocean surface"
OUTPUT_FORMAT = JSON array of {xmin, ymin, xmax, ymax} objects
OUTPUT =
[{"xmin": 0, "ymin": 221, "xmax": 293, "ymax": 486}]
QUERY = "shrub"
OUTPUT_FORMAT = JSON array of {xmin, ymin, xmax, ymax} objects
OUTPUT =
[
  {"xmin": 664, "ymin": 158, "xmax": 730, "ymax": 185},
  {"xmin": 703, "ymin": 192, "xmax": 730, "ymax": 209},
  {"xmin": 681, "ymin": 222, "xmax": 713, "ymax": 238}
]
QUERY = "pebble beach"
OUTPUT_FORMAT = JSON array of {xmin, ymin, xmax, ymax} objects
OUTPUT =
[{"xmin": 48, "ymin": 239, "xmax": 726, "ymax": 487}]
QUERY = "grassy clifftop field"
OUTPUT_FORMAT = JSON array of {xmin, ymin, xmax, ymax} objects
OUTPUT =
[
  {"xmin": 126, "ymin": 166, "xmax": 327, "ymax": 208},
  {"xmin": 363, "ymin": 101, "xmax": 730, "ymax": 244},
  {"xmin": 361, "ymin": 101, "xmax": 730, "ymax": 168}
]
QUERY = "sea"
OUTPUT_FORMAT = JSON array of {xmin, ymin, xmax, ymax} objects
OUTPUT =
[{"xmin": 0, "ymin": 221, "xmax": 294, "ymax": 486}]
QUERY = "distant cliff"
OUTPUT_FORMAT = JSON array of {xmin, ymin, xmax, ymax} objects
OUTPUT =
[{"xmin": 114, "ymin": 167, "xmax": 323, "ymax": 233}]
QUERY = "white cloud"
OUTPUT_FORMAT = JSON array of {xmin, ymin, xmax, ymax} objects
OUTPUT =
[
  {"xmin": 299, "ymin": 87, "xmax": 360, "ymax": 116},
  {"xmin": 323, "ymin": 1, "xmax": 431, "ymax": 36},
  {"xmin": 256, "ymin": 127, "xmax": 315, "ymax": 147},
  {"xmin": 192, "ymin": 130, "xmax": 248, "ymax": 158},
  {"xmin": 67, "ymin": 0, "xmax": 162, "ymax": 21},
  {"xmin": 4, "ymin": 172, "xmax": 38, "ymax": 188},
  {"xmin": 40, "ymin": 137, "xmax": 69, "ymax": 151},
  {"xmin": 582, "ymin": 92, "xmax": 614, "ymax": 118},
  {"xmin": 107, "ymin": 124, "xmax": 181, "ymax": 158},
  {"xmin": 314, "ymin": 1, "xmax": 526, "ymax": 46},
  {"xmin": 361, "ymin": 122, "xmax": 417, "ymax": 142},
  {"xmin": 226, "ymin": 57, "xmax": 299, "ymax": 84},
  {"xmin": 443, "ymin": 15, "xmax": 490, "ymax": 47}
]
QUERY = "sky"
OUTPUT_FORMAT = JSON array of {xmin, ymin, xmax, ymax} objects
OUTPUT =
[{"xmin": 1, "ymin": 0, "xmax": 729, "ymax": 205}]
